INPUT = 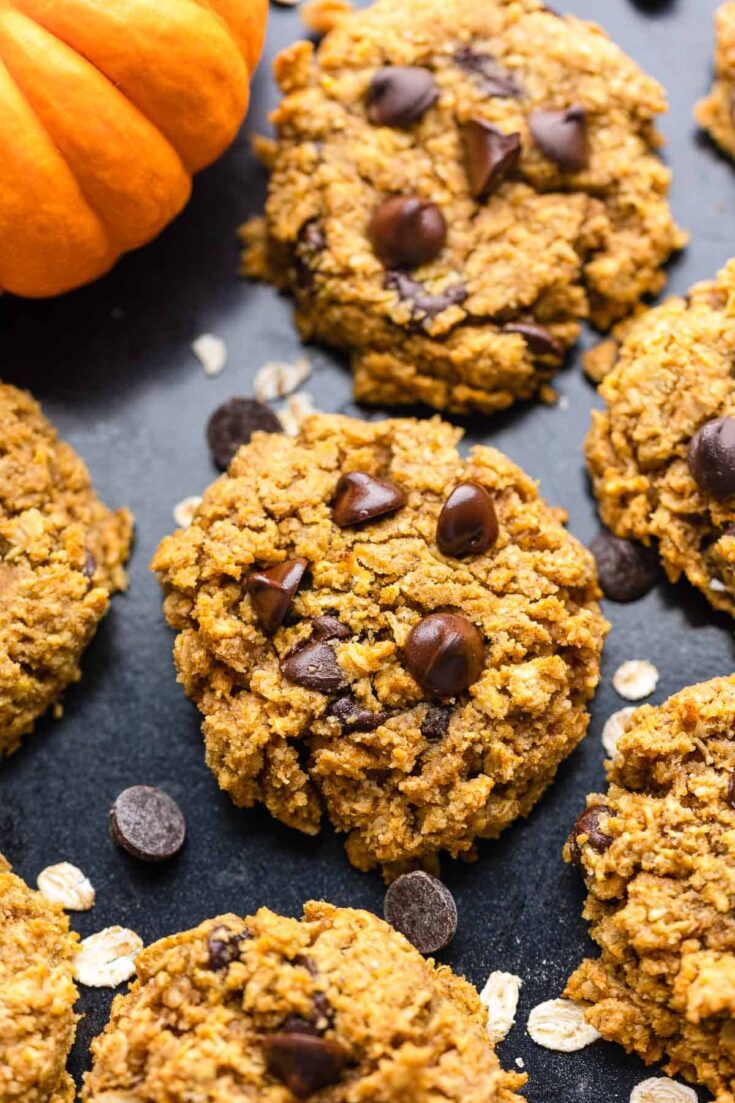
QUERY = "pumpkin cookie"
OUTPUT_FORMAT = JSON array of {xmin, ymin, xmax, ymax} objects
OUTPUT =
[
  {"xmin": 586, "ymin": 258, "xmax": 735, "ymax": 618},
  {"xmin": 0, "ymin": 383, "xmax": 132, "ymax": 755},
  {"xmin": 564, "ymin": 675, "xmax": 735, "ymax": 1102},
  {"xmin": 83, "ymin": 901, "xmax": 526, "ymax": 1103},
  {"xmin": 152, "ymin": 413, "xmax": 607, "ymax": 875},
  {"xmin": 241, "ymin": 0, "xmax": 684, "ymax": 416},
  {"xmin": 696, "ymin": 3, "xmax": 735, "ymax": 159},
  {"xmin": 0, "ymin": 855, "xmax": 79, "ymax": 1103}
]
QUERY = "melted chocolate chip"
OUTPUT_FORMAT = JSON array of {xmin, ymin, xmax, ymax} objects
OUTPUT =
[
  {"xmin": 282, "ymin": 1015, "xmax": 322, "ymax": 1037},
  {"xmin": 528, "ymin": 105, "xmax": 589, "ymax": 172},
  {"xmin": 504, "ymin": 322, "xmax": 564, "ymax": 359},
  {"xmin": 207, "ymin": 397, "xmax": 282, "ymax": 470},
  {"xmin": 405, "ymin": 613, "xmax": 485, "ymax": 698},
  {"xmin": 207, "ymin": 926, "xmax": 249, "ymax": 970},
  {"xmin": 385, "ymin": 271, "xmax": 467, "ymax": 327},
  {"xmin": 368, "ymin": 197, "xmax": 447, "ymax": 269},
  {"xmin": 330, "ymin": 695, "xmax": 389, "ymax": 731},
  {"xmin": 454, "ymin": 46, "xmax": 523, "ymax": 98},
  {"xmin": 366, "ymin": 66, "xmax": 438, "ymax": 127},
  {"xmin": 437, "ymin": 482, "xmax": 499, "ymax": 558},
  {"xmin": 589, "ymin": 534, "xmax": 659, "ymax": 603},
  {"xmin": 384, "ymin": 870, "xmax": 458, "ymax": 954},
  {"xmin": 688, "ymin": 417, "xmax": 735, "ymax": 501},
  {"xmin": 295, "ymin": 222, "xmax": 327, "ymax": 287},
  {"xmin": 461, "ymin": 119, "xmax": 521, "ymax": 201},
  {"xmin": 264, "ymin": 1033, "xmax": 348, "ymax": 1099},
  {"xmin": 333, "ymin": 471, "xmax": 407, "ymax": 528},
  {"xmin": 311, "ymin": 616, "xmax": 351, "ymax": 641},
  {"xmin": 568, "ymin": 805, "xmax": 613, "ymax": 867},
  {"xmin": 248, "ymin": 558, "xmax": 309, "ymax": 634},
  {"xmin": 281, "ymin": 639, "xmax": 344, "ymax": 693},
  {"xmin": 421, "ymin": 704, "xmax": 451, "ymax": 742}
]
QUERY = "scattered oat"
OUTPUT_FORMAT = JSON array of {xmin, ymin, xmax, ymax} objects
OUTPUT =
[
  {"xmin": 612, "ymin": 659, "xmax": 659, "ymax": 701},
  {"xmin": 557, "ymin": 395, "xmax": 569, "ymax": 411},
  {"xmin": 480, "ymin": 971, "xmax": 522, "ymax": 1043},
  {"xmin": 601, "ymin": 706, "xmax": 637, "ymax": 758},
  {"xmin": 75, "ymin": 926, "xmax": 144, "ymax": 988},
  {"xmin": 278, "ymin": 391, "xmax": 318, "ymax": 436},
  {"xmin": 709, "ymin": 578, "xmax": 727, "ymax": 592},
  {"xmin": 37, "ymin": 862, "xmax": 95, "ymax": 911},
  {"xmin": 254, "ymin": 357, "xmax": 311, "ymax": 401},
  {"xmin": 192, "ymin": 333, "xmax": 227, "ymax": 377},
  {"xmin": 173, "ymin": 495, "xmax": 202, "ymax": 530},
  {"xmin": 515, "ymin": 1058, "xmax": 525, "ymax": 1069},
  {"xmin": 527, "ymin": 998, "xmax": 601, "ymax": 1052},
  {"xmin": 630, "ymin": 1078, "xmax": 698, "ymax": 1103}
]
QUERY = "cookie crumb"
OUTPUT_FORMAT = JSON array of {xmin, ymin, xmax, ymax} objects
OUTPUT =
[
  {"xmin": 710, "ymin": 578, "xmax": 727, "ymax": 592},
  {"xmin": 278, "ymin": 391, "xmax": 318, "ymax": 436},
  {"xmin": 527, "ymin": 997, "xmax": 601, "ymax": 1052},
  {"xmin": 254, "ymin": 357, "xmax": 311, "ymax": 401},
  {"xmin": 173, "ymin": 496, "xmax": 202, "ymax": 530},
  {"xmin": 37, "ymin": 861, "xmax": 95, "ymax": 911},
  {"xmin": 75, "ymin": 926, "xmax": 143, "ymax": 988},
  {"xmin": 630, "ymin": 1078, "xmax": 697, "ymax": 1103},
  {"xmin": 192, "ymin": 334, "xmax": 227, "ymax": 377},
  {"xmin": 601, "ymin": 706, "xmax": 636, "ymax": 758},
  {"xmin": 480, "ymin": 971, "xmax": 522, "ymax": 1043},
  {"xmin": 612, "ymin": 660, "xmax": 659, "ymax": 701}
]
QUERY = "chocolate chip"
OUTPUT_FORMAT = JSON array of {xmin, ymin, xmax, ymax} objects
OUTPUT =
[
  {"xmin": 310, "ymin": 616, "xmax": 351, "ymax": 641},
  {"xmin": 366, "ymin": 66, "xmax": 438, "ymax": 127},
  {"xmin": 282, "ymin": 1015, "xmax": 321, "ymax": 1037},
  {"xmin": 110, "ymin": 785, "xmax": 186, "ymax": 862},
  {"xmin": 385, "ymin": 271, "xmax": 467, "ymax": 327},
  {"xmin": 405, "ymin": 613, "xmax": 484, "ymax": 698},
  {"xmin": 295, "ymin": 222, "xmax": 327, "ymax": 287},
  {"xmin": 281, "ymin": 640, "xmax": 344, "ymax": 693},
  {"xmin": 461, "ymin": 119, "xmax": 521, "ymax": 201},
  {"xmin": 589, "ymin": 533, "xmax": 659, "ymax": 603},
  {"xmin": 727, "ymin": 773, "xmax": 735, "ymax": 810},
  {"xmin": 207, "ymin": 926, "xmax": 249, "ymax": 970},
  {"xmin": 384, "ymin": 870, "xmax": 458, "ymax": 954},
  {"xmin": 437, "ymin": 481, "xmax": 499, "ymax": 558},
  {"xmin": 333, "ymin": 471, "xmax": 407, "ymax": 528},
  {"xmin": 688, "ymin": 417, "xmax": 735, "ymax": 501},
  {"xmin": 368, "ymin": 197, "xmax": 446, "ymax": 269},
  {"xmin": 421, "ymin": 704, "xmax": 451, "ymax": 742},
  {"xmin": 83, "ymin": 549, "xmax": 97, "ymax": 580},
  {"xmin": 568, "ymin": 805, "xmax": 613, "ymax": 867},
  {"xmin": 504, "ymin": 321, "xmax": 564, "ymax": 359},
  {"xmin": 330, "ymin": 695, "xmax": 389, "ymax": 731},
  {"xmin": 264, "ymin": 1033, "xmax": 348, "ymax": 1099},
  {"xmin": 454, "ymin": 46, "xmax": 523, "ymax": 98},
  {"xmin": 528, "ymin": 105, "xmax": 589, "ymax": 172},
  {"xmin": 248, "ymin": 558, "xmax": 309, "ymax": 634},
  {"xmin": 207, "ymin": 397, "xmax": 281, "ymax": 470}
]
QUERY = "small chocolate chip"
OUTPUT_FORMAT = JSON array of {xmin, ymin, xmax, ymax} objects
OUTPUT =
[
  {"xmin": 310, "ymin": 616, "xmax": 351, "ymax": 641},
  {"xmin": 385, "ymin": 271, "xmax": 467, "ymax": 327},
  {"xmin": 294, "ymin": 953, "xmax": 318, "ymax": 975},
  {"xmin": 110, "ymin": 785, "xmax": 186, "ymax": 863},
  {"xmin": 368, "ymin": 197, "xmax": 447, "ymax": 269},
  {"xmin": 589, "ymin": 534, "xmax": 659, "ymax": 603},
  {"xmin": 207, "ymin": 397, "xmax": 281, "ymax": 470},
  {"xmin": 207, "ymin": 926, "xmax": 249, "ymax": 970},
  {"xmin": 405, "ymin": 613, "xmax": 484, "ymax": 698},
  {"xmin": 366, "ymin": 66, "xmax": 438, "ymax": 127},
  {"xmin": 504, "ymin": 321, "xmax": 564, "ymax": 359},
  {"xmin": 282, "ymin": 1015, "xmax": 322, "ymax": 1037},
  {"xmin": 330, "ymin": 695, "xmax": 389, "ymax": 731},
  {"xmin": 282, "ymin": 640, "xmax": 344, "ymax": 693},
  {"xmin": 728, "ymin": 773, "xmax": 735, "ymax": 810},
  {"xmin": 437, "ymin": 482, "xmax": 499, "ymax": 558},
  {"xmin": 421, "ymin": 704, "xmax": 451, "ymax": 742},
  {"xmin": 528, "ymin": 105, "xmax": 589, "ymax": 172},
  {"xmin": 384, "ymin": 870, "xmax": 457, "ymax": 954},
  {"xmin": 333, "ymin": 471, "xmax": 407, "ymax": 528},
  {"xmin": 248, "ymin": 559, "xmax": 309, "ymax": 634},
  {"xmin": 454, "ymin": 46, "xmax": 523, "ymax": 98},
  {"xmin": 688, "ymin": 417, "xmax": 735, "ymax": 501},
  {"xmin": 264, "ymin": 1033, "xmax": 348, "ymax": 1099},
  {"xmin": 568, "ymin": 805, "xmax": 613, "ymax": 867},
  {"xmin": 295, "ymin": 222, "xmax": 327, "ymax": 287},
  {"xmin": 461, "ymin": 119, "xmax": 521, "ymax": 201},
  {"xmin": 83, "ymin": 549, "xmax": 97, "ymax": 580}
]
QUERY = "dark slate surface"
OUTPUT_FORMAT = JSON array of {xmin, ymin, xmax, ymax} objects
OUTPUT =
[{"xmin": 0, "ymin": 1, "xmax": 731, "ymax": 1098}]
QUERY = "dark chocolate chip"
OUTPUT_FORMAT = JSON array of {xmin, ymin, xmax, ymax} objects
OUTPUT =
[
  {"xmin": 264, "ymin": 1033, "xmax": 348, "ymax": 1099},
  {"xmin": 83, "ymin": 549, "xmax": 97, "ymax": 580},
  {"xmin": 207, "ymin": 397, "xmax": 281, "ymax": 470},
  {"xmin": 247, "ymin": 558, "xmax": 309, "ymax": 634},
  {"xmin": 454, "ymin": 46, "xmax": 523, "ymax": 97},
  {"xmin": 333, "ymin": 471, "xmax": 407, "ymax": 528},
  {"xmin": 421, "ymin": 704, "xmax": 451, "ymax": 742},
  {"xmin": 294, "ymin": 953, "xmax": 318, "ymax": 975},
  {"xmin": 207, "ymin": 926, "xmax": 249, "ymax": 970},
  {"xmin": 589, "ymin": 533, "xmax": 659, "ymax": 603},
  {"xmin": 295, "ymin": 223, "xmax": 327, "ymax": 287},
  {"xmin": 368, "ymin": 197, "xmax": 447, "ymax": 269},
  {"xmin": 110, "ymin": 785, "xmax": 186, "ymax": 863},
  {"xmin": 405, "ymin": 613, "xmax": 484, "ymax": 698},
  {"xmin": 366, "ymin": 66, "xmax": 438, "ymax": 127},
  {"xmin": 437, "ymin": 481, "xmax": 499, "ymax": 558},
  {"xmin": 504, "ymin": 321, "xmax": 564, "ymax": 359},
  {"xmin": 728, "ymin": 773, "xmax": 735, "ymax": 810},
  {"xmin": 281, "ymin": 640, "xmax": 344, "ymax": 693},
  {"xmin": 568, "ymin": 805, "xmax": 613, "ymax": 867},
  {"xmin": 384, "ymin": 870, "xmax": 458, "ymax": 954},
  {"xmin": 461, "ymin": 119, "xmax": 521, "ymax": 200},
  {"xmin": 385, "ymin": 271, "xmax": 467, "ymax": 327},
  {"xmin": 310, "ymin": 616, "xmax": 351, "ymax": 641},
  {"xmin": 688, "ymin": 417, "xmax": 735, "ymax": 501},
  {"xmin": 282, "ymin": 1015, "xmax": 322, "ymax": 1037},
  {"xmin": 528, "ymin": 105, "xmax": 589, "ymax": 171},
  {"xmin": 330, "ymin": 695, "xmax": 389, "ymax": 731}
]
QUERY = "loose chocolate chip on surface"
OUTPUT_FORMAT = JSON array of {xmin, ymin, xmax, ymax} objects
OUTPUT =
[
  {"xmin": 264, "ymin": 1033, "xmax": 348, "ymax": 1099},
  {"xmin": 368, "ymin": 197, "xmax": 447, "ymax": 269},
  {"xmin": 528, "ymin": 105, "xmax": 589, "ymax": 172},
  {"xmin": 330, "ymin": 695, "xmax": 389, "ymax": 731},
  {"xmin": 454, "ymin": 46, "xmax": 523, "ymax": 97},
  {"xmin": 461, "ymin": 119, "xmax": 521, "ymax": 201},
  {"xmin": 405, "ymin": 613, "xmax": 484, "ymax": 697},
  {"xmin": 437, "ymin": 481, "xmax": 499, "ymax": 558},
  {"xmin": 207, "ymin": 397, "xmax": 281, "ymax": 470},
  {"xmin": 384, "ymin": 870, "xmax": 458, "ymax": 954},
  {"xmin": 281, "ymin": 640, "xmax": 344, "ymax": 693},
  {"xmin": 728, "ymin": 773, "xmax": 735, "ymax": 810},
  {"xmin": 589, "ymin": 533, "xmax": 659, "ymax": 603},
  {"xmin": 688, "ymin": 417, "xmax": 735, "ymax": 500},
  {"xmin": 421, "ymin": 704, "xmax": 451, "ymax": 742},
  {"xmin": 333, "ymin": 471, "xmax": 407, "ymax": 527},
  {"xmin": 310, "ymin": 616, "xmax": 351, "ymax": 641},
  {"xmin": 247, "ymin": 558, "xmax": 309, "ymax": 634},
  {"xmin": 207, "ymin": 926, "xmax": 249, "ymax": 970},
  {"xmin": 568, "ymin": 805, "xmax": 613, "ymax": 866},
  {"xmin": 385, "ymin": 271, "xmax": 467, "ymax": 326},
  {"xmin": 366, "ymin": 66, "xmax": 438, "ymax": 127},
  {"xmin": 504, "ymin": 321, "xmax": 564, "ymax": 359},
  {"xmin": 110, "ymin": 785, "xmax": 186, "ymax": 862}
]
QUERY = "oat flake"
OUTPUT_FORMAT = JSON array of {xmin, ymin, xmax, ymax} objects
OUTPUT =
[
  {"xmin": 192, "ymin": 333, "xmax": 227, "ymax": 377},
  {"xmin": 279, "ymin": 391, "xmax": 318, "ymax": 436},
  {"xmin": 173, "ymin": 495, "xmax": 202, "ymax": 530},
  {"xmin": 601, "ymin": 706, "xmax": 637, "ymax": 757},
  {"xmin": 630, "ymin": 1077, "xmax": 698, "ymax": 1103},
  {"xmin": 613, "ymin": 659, "xmax": 659, "ymax": 701},
  {"xmin": 75, "ymin": 926, "xmax": 143, "ymax": 988},
  {"xmin": 37, "ymin": 862, "xmax": 95, "ymax": 911},
  {"xmin": 480, "ymin": 971, "xmax": 522, "ymax": 1043},
  {"xmin": 527, "ymin": 998, "xmax": 601, "ymax": 1052},
  {"xmin": 254, "ymin": 356, "xmax": 311, "ymax": 401}
]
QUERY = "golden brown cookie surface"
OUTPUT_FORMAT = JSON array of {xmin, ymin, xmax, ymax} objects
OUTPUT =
[{"xmin": 696, "ymin": 2, "xmax": 735, "ymax": 158}]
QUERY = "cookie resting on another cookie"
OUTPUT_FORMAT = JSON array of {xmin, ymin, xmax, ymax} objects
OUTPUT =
[
  {"xmin": 0, "ymin": 383, "xmax": 133, "ymax": 756},
  {"xmin": 586, "ymin": 258, "xmax": 735, "ymax": 618},
  {"xmin": 152, "ymin": 413, "xmax": 607, "ymax": 876},
  {"xmin": 696, "ymin": 3, "xmax": 735, "ymax": 159},
  {"xmin": 0, "ymin": 854, "xmax": 79, "ymax": 1103},
  {"xmin": 82, "ymin": 901, "xmax": 526, "ymax": 1103},
  {"xmin": 242, "ymin": 0, "xmax": 684, "ymax": 415},
  {"xmin": 565, "ymin": 675, "xmax": 735, "ymax": 1103}
]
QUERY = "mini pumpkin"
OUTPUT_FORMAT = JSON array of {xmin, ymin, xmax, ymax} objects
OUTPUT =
[{"xmin": 0, "ymin": 0, "xmax": 268, "ymax": 298}]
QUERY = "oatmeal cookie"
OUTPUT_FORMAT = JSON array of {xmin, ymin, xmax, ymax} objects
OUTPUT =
[
  {"xmin": 696, "ymin": 3, "xmax": 735, "ymax": 159},
  {"xmin": 241, "ymin": 0, "xmax": 684, "ymax": 416},
  {"xmin": 0, "ymin": 383, "xmax": 133, "ymax": 755},
  {"xmin": 564, "ymin": 675, "xmax": 735, "ymax": 1103},
  {"xmin": 586, "ymin": 258, "xmax": 735, "ymax": 618},
  {"xmin": 152, "ymin": 413, "xmax": 607, "ymax": 875},
  {"xmin": 0, "ymin": 855, "xmax": 79, "ymax": 1103},
  {"xmin": 83, "ymin": 901, "xmax": 526, "ymax": 1103}
]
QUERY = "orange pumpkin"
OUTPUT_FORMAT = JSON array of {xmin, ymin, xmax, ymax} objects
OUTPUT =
[{"xmin": 0, "ymin": 0, "xmax": 268, "ymax": 298}]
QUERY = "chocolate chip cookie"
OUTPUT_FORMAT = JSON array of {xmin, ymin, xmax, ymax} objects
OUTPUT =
[
  {"xmin": 0, "ymin": 384, "xmax": 133, "ymax": 756},
  {"xmin": 152, "ymin": 413, "xmax": 607, "ymax": 876},
  {"xmin": 564, "ymin": 675, "xmax": 735, "ymax": 1102},
  {"xmin": 586, "ymin": 258, "xmax": 735, "ymax": 618},
  {"xmin": 241, "ymin": 0, "xmax": 684, "ymax": 415},
  {"xmin": 83, "ymin": 901, "xmax": 526, "ymax": 1103},
  {"xmin": 0, "ymin": 854, "xmax": 79, "ymax": 1103},
  {"xmin": 696, "ymin": 3, "xmax": 735, "ymax": 159}
]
